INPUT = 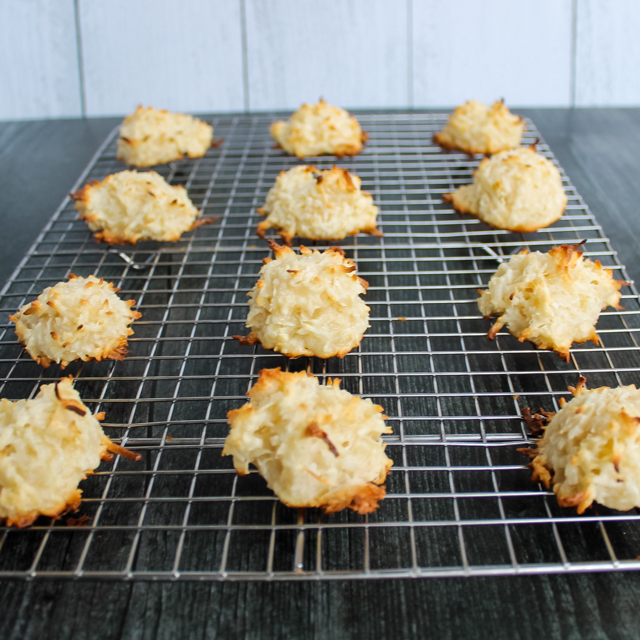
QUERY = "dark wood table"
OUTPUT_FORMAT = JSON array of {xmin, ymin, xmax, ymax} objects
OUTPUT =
[{"xmin": 1, "ymin": 109, "xmax": 640, "ymax": 639}]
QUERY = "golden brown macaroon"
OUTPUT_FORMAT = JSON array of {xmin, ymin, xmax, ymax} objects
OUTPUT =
[
  {"xmin": 223, "ymin": 368, "xmax": 392, "ymax": 514},
  {"xmin": 72, "ymin": 170, "xmax": 213, "ymax": 245},
  {"xmin": 0, "ymin": 377, "xmax": 140, "ymax": 527},
  {"xmin": 521, "ymin": 378, "xmax": 640, "ymax": 514},
  {"xmin": 116, "ymin": 105, "xmax": 214, "ymax": 167},
  {"xmin": 443, "ymin": 145, "xmax": 567, "ymax": 232},
  {"xmin": 434, "ymin": 99, "xmax": 525, "ymax": 155},
  {"xmin": 257, "ymin": 165, "xmax": 381, "ymax": 244},
  {"xmin": 478, "ymin": 243, "xmax": 623, "ymax": 361},
  {"xmin": 270, "ymin": 99, "xmax": 367, "ymax": 158},
  {"xmin": 234, "ymin": 242, "xmax": 370, "ymax": 358},
  {"xmin": 10, "ymin": 274, "xmax": 141, "ymax": 368}
]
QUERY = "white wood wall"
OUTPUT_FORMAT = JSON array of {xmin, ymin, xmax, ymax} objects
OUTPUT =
[{"xmin": 1, "ymin": 0, "xmax": 639, "ymax": 120}]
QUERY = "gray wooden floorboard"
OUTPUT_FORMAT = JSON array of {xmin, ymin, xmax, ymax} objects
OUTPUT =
[{"xmin": 1, "ymin": 109, "xmax": 640, "ymax": 639}]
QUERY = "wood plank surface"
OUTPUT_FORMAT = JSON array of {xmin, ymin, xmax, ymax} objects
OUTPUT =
[
  {"xmin": 244, "ymin": 0, "xmax": 409, "ymax": 110},
  {"xmin": 520, "ymin": 108, "xmax": 640, "ymax": 282},
  {"xmin": 4, "ymin": 2, "xmax": 640, "ymax": 119},
  {"xmin": 411, "ymin": 0, "xmax": 574, "ymax": 107},
  {"xmin": 574, "ymin": 0, "xmax": 640, "ymax": 106},
  {"xmin": 78, "ymin": 0, "xmax": 245, "ymax": 116},
  {"xmin": 3, "ymin": 573, "xmax": 640, "ymax": 639},
  {"xmin": 1, "ymin": 109, "xmax": 640, "ymax": 639},
  {"xmin": 0, "ymin": 118, "xmax": 119, "ymax": 288},
  {"xmin": 0, "ymin": 0, "xmax": 82, "ymax": 120}
]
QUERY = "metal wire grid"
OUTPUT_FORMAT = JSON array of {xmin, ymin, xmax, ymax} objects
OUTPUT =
[{"xmin": 1, "ymin": 112, "xmax": 640, "ymax": 582}]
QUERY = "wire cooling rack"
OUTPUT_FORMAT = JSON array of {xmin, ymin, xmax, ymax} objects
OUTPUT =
[{"xmin": 1, "ymin": 112, "xmax": 640, "ymax": 582}]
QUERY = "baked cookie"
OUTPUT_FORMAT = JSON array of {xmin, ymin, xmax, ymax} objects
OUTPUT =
[
  {"xmin": 523, "ymin": 378, "xmax": 640, "ymax": 514},
  {"xmin": 223, "ymin": 368, "xmax": 392, "ymax": 514},
  {"xmin": 72, "ymin": 170, "xmax": 212, "ymax": 244},
  {"xmin": 257, "ymin": 165, "xmax": 381, "ymax": 243},
  {"xmin": 10, "ymin": 274, "xmax": 141, "ymax": 368},
  {"xmin": 116, "ymin": 105, "xmax": 213, "ymax": 167},
  {"xmin": 434, "ymin": 99, "xmax": 524, "ymax": 155},
  {"xmin": 234, "ymin": 242, "xmax": 370, "ymax": 358},
  {"xmin": 270, "ymin": 99, "xmax": 367, "ymax": 158},
  {"xmin": 0, "ymin": 377, "xmax": 140, "ymax": 527},
  {"xmin": 444, "ymin": 145, "xmax": 567, "ymax": 232},
  {"xmin": 478, "ymin": 243, "xmax": 623, "ymax": 361}
]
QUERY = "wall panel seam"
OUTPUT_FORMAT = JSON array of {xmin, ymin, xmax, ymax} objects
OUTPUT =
[
  {"xmin": 73, "ymin": 0, "xmax": 87, "ymax": 117},
  {"xmin": 570, "ymin": 0, "xmax": 577, "ymax": 107},
  {"xmin": 241, "ymin": 0, "xmax": 250, "ymax": 112},
  {"xmin": 407, "ymin": 0, "xmax": 413, "ymax": 108}
]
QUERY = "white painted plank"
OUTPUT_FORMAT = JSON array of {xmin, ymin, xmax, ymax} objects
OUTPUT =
[
  {"xmin": 245, "ymin": 0, "xmax": 409, "ymax": 110},
  {"xmin": 412, "ymin": 0, "xmax": 573, "ymax": 107},
  {"xmin": 0, "ymin": 0, "xmax": 82, "ymax": 121},
  {"xmin": 79, "ymin": 0, "xmax": 245, "ymax": 117},
  {"xmin": 574, "ymin": 0, "xmax": 640, "ymax": 106}
]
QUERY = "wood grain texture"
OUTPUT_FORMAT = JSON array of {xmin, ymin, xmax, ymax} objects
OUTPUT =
[
  {"xmin": 574, "ymin": 0, "xmax": 640, "ymax": 106},
  {"xmin": 78, "ymin": 0, "xmax": 245, "ymax": 116},
  {"xmin": 3, "ymin": 2, "xmax": 640, "ymax": 121},
  {"xmin": 4, "ymin": 573, "xmax": 640, "ymax": 638},
  {"xmin": 0, "ymin": 118, "xmax": 119, "ymax": 287},
  {"xmin": 412, "ymin": 0, "xmax": 573, "ymax": 107},
  {"xmin": 0, "ymin": 0, "xmax": 82, "ymax": 120},
  {"xmin": 519, "ymin": 108, "xmax": 640, "ymax": 281},
  {"xmin": 2, "ymin": 109, "xmax": 640, "ymax": 639},
  {"xmin": 244, "ymin": 0, "xmax": 409, "ymax": 110}
]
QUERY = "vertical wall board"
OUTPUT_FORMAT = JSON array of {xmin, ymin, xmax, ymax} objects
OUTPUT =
[
  {"xmin": 245, "ymin": 0, "xmax": 409, "ymax": 111},
  {"xmin": 79, "ymin": 0, "xmax": 245, "ymax": 117},
  {"xmin": 0, "ymin": 0, "xmax": 82, "ymax": 120},
  {"xmin": 412, "ymin": 0, "xmax": 573, "ymax": 107},
  {"xmin": 574, "ymin": 0, "xmax": 640, "ymax": 106}
]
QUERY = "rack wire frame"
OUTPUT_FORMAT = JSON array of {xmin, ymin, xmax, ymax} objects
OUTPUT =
[{"xmin": 1, "ymin": 112, "xmax": 640, "ymax": 582}]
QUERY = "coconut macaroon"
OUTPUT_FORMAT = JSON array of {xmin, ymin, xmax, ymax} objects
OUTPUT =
[
  {"xmin": 270, "ymin": 99, "xmax": 367, "ymax": 158},
  {"xmin": 72, "ymin": 170, "xmax": 212, "ymax": 244},
  {"xmin": 0, "ymin": 377, "xmax": 140, "ymax": 527},
  {"xmin": 478, "ymin": 243, "xmax": 623, "ymax": 361},
  {"xmin": 10, "ymin": 274, "xmax": 141, "ymax": 368},
  {"xmin": 235, "ymin": 242, "xmax": 370, "ymax": 358},
  {"xmin": 523, "ymin": 378, "xmax": 640, "ymax": 514},
  {"xmin": 116, "ymin": 105, "xmax": 214, "ymax": 167},
  {"xmin": 443, "ymin": 145, "xmax": 567, "ymax": 232},
  {"xmin": 434, "ymin": 99, "xmax": 525, "ymax": 155},
  {"xmin": 223, "ymin": 368, "xmax": 392, "ymax": 514},
  {"xmin": 256, "ymin": 165, "xmax": 381, "ymax": 244}
]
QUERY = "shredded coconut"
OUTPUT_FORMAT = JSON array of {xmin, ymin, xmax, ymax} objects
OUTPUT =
[
  {"xmin": 237, "ymin": 243, "xmax": 370, "ymax": 358},
  {"xmin": 0, "ymin": 378, "xmax": 110, "ymax": 527},
  {"xmin": 223, "ymin": 368, "xmax": 392, "ymax": 514},
  {"xmin": 73, "ymin": 170, "xmax": 203, "ymax": 244},
  {"xmin": 478, "ymin": 244, "xmax": 622, "ymax": 361},
  {"xmin": 257, "ymin": 165, "xmax": 380, "ymax": 243},
  {"xmin": 434, "ymin": 99, "xmax": 524, "ymax": 155},
  {"xmin": 530, "ymin": 379, "xmax": 640, "ymax": 513},
  {"xmin": 11, "ymin": 274, "xmax": 140, "ymax": 368},
  {"xmin": 445, "ymin": 146, "xmax": 567, "ymax": 232},
  {"xmin": 116, "ymin": 105, "xmax": 213, "ymax": 167},
  {"xmin": 270, "ymin": 99, "xmax": 366, "ymax": 158}
]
